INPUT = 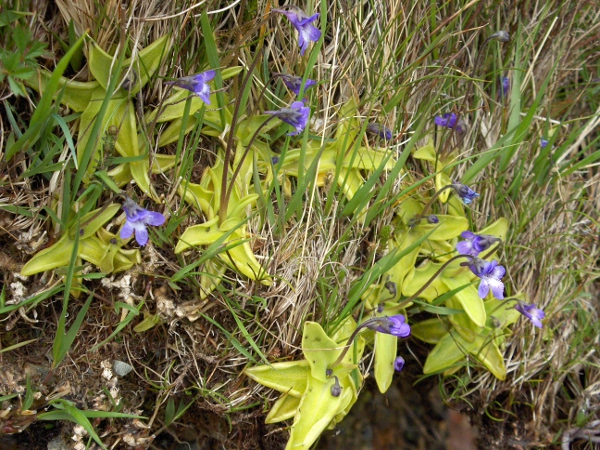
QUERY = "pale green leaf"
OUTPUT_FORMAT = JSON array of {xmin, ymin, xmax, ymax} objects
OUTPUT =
[
  {"xmin": 374, "ymin": 332, "xmax": 398, "ymax": 393},
  {"xmin": 244, "ymin": 361, "xmax": 310, "ymax": 397},
  {"xmin": 442, "ymin": 273, "xmax": 486, "ymax": 327},
  {"xmin": 265, "ymin": 394, "xmax": 301, "ymax": 424}
]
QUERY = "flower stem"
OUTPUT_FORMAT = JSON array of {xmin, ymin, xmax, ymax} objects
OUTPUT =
[
  {"xmin": 330, "ymin": 255, "xmax": 476, "ymax": 371},
  {"xmin": 224, "ymin": 115, "xmax": 277, "ymax": 208},
  {"xmin": 410, "ymin": 184, "xmax": 454, "ymax": 224},
  {"xmin": 480, "ymin": 240, "xmax": 502, "ymax": 260},
  {"xmin": 328, "ymin": 317, "xmax": 387, "ymax": 371},
  {"xmin": 385, "ymin": 254, "xmax": 474, "ymax": 311},
  {"xmin": 219, "ymin": 49, "xmax": 264, "ymax": 223}
]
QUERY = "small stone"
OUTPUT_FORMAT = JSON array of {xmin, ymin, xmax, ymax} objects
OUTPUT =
[{"xmin": 112, "ymin": 360, "xmax": 133, "ymax": 377}]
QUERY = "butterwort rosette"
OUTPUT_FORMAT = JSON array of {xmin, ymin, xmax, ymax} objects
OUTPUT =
[
  {"xmin": 434, "ymin": 112, "xmax": 466, "ymax": 133},
  {"xmin": 274, "ymin": 8, "xmax": 321, "ymax": 55},
  {"xmin": 278, "ymin": 73, "xmax": 316, "ymax": 95},
  {"xmin": 367, "ymin": 314, "xmax": 411, "ymax": 338},
  {"xmin": 468, "ymin": 258, "xmax": 506, "ymax": 299},
  {"xmin": 265, "ymin": 101, "xmax": 310, "ymax": 135},
  {"xmin": 120, "ymin": 197, "xmax": 166, "ymax": 246},
  {"xmin": 456, "ymin": 231, "xmax": 499, "ymax": 257},
  {"xmin": 452, "ymin": 182, "xmax": 480, "ymax": 205},
  {"xmin": 515, "ymin": 302, "xmax": 545, "ymax": 328},
  {"xmin": 166, "ymin": 70, "xmax": 215, "ymax": 104}
]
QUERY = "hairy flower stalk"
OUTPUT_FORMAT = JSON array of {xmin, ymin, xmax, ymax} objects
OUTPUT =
[
  {"xmin": 444, "ymin": 30, "xmax": 510, "ymax": 154},
  {"xmin": 220, "ymin": 49, "xmax": 264, "ymax": 223},
  {"xmin": 224, "ymin": 115, "xmax": 278, "ymax": 213},
  {"xmin": 386, "ymin": 254, "xmax": 475, "ymax": 313},
  {"xmin": 409, "ymin": 182, "xmax": 479, "ymax": 227}
]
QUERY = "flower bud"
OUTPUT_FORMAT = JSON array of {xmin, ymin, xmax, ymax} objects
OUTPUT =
[
  {"xmin": 491, "ymin": 30, "xmax": 510, "ymax": 42},
  {"xmin": 384, "ymin": 280, "xmax": 397, "ymax": 298},
  {"xmin": 394, "ymin": 356, "xmax": 405, "ymax": 372},
  {"xmin": 330, "ymin": 376, "xmax": 342, "ymax": 397}
]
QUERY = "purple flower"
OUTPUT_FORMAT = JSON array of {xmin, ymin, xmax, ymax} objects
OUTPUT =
[
  {"xmin": 499, "ymin": 77, "xmax": 510, "ymax": 99},
  {"xmin": 452, "ymin": 182, "xmax": 479, "ymax": 205},
  {"xmin": 265, "ymin": 101, "xmax": 310, "ymax": 136},
  {"xmin": 277, "ymin": 73, "xmax": 316, "ymax": 95},
  {"xmin": 274, "ymin": 8, "xmax": 321, "ymax": 55},
  {"xmin": 434, "ymin": 113, "xmax": 466, "ymax": 133},
  {"xmin": 166, "ymin": 70, "xmax": 216, "ymax": 104},
  {"xmin": 366, "ymin": 123, "xmax": 393, "ymax": 140},
  {"xmin": 368, "ymin": 315, "xmax": 411, "ymax": 338},
  {"xmin": 456, "ymin": 231, "xmax": 499, "ymax": 257},
  {"xmin": 468, "ymin": 259, "xmax": 506, "ymax": 299},
  {"xmin": 120, "ymin": 197, "xmax": 166, "ymax": 246},
  {"xmin": 540, "ymin": 138, "xmax": 549, "ymax": 148},
  {"xmin": 515, "ymin": 302, "xmax": 545, "ymax": 328},
  {"xmin": 394, "ymin": 356, "xmax": 405, "ymax": 372}
]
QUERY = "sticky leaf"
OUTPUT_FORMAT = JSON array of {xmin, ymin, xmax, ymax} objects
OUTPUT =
[
  {"xmin": 442, "ymin": 273, "xmax": 486, "ymax": 327},
  {"xmin": 374, "ymin": 332, "xmax": 398, "ymax": 393},
  {"xmin": 244, "ymin": 361, "xmax": 310, "ymax": 397}
]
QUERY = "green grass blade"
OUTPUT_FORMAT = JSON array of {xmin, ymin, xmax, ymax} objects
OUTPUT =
[{"xmin": 5, "ymin": 34, "xmax": 85, "ymax": 161}]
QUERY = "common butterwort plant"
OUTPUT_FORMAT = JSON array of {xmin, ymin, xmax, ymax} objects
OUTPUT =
[{"xmin": 7, "ymin": 2, "xmax": 572, "ymax": 448}]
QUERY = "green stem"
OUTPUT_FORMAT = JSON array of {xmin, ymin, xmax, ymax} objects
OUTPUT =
[
  {"xmin": 224, "ymin": 115, "xmax": 276, "ymax": 210},
  {"xmin": 219, "ymin": 49, "xmax": 264, "ymax": 223},
  {"xmin": 441, "ymin": 32, "xmax": 505, "ymax": 156},
  {"xmin": 410, "ymin": 184, "xmax": 454, "ymax": 224},
  {"xmin": 386, "ymin": 254, "xmax": 473, "ymax": 311},
  {"xmin": 329, "ymin": 254, "xmax": 480, "ymax": 371},
  {"xmin": 328, "ymin": 317, "xmax": 389, "ymax": 370},
  {"xmin": 480, "ymin": 240, "xmax": 502, "ymax": 260}
]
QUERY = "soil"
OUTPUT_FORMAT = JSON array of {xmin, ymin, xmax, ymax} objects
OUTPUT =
[{"xmin": 0, "ymin": 346, "xmax": 480, "ymax": 450}]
